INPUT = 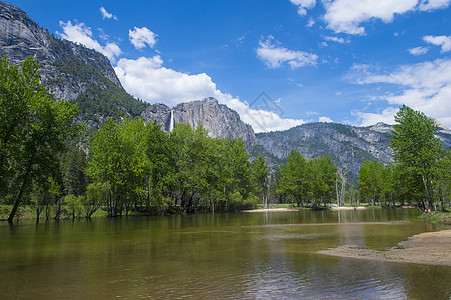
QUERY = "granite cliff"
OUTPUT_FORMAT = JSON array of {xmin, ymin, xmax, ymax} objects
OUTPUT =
[
  {"xmin": 141, "ymin": 97, "xmax": 257, "ymax": 146},
  {"xmin": 0, "ymin": 1, "xmax": 147, "ymax": 120}
]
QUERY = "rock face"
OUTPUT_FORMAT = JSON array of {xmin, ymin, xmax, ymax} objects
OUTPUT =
[
  {"xmin": 0, "ymin": 1, "xmax": 146, "ymax": 119},
  {"xmin": 254, "ymin": 121, "xmax": 451, "ymax": 178},
  {"xmin": 141, "ymin": 98, "xmax": 257, "ymax": 146},
  {"xmin": 254, "ymin": 122, "xmax": 394, "ymax": 178}
]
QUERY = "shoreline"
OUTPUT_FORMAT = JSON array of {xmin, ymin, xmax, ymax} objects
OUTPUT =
[
  {"xmin": 243, "ymin": 208, "xmax": 301, "ymax": 213},
  {"xmin": 318, "ymin": 229, "xmax": 451, "ymax": 266},
  {"xmin": 330, "ymin": 206, "xmax": 367, "ymax": 211},
  {"xmin": 243, "ymin": 206, "xmax": 368, "ymax": 213}
]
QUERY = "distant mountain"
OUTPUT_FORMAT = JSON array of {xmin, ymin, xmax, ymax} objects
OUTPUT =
[
  {"xmin": 252, "ymin": 121, "xmax": 451, "ymax": 180},
  {"xmin": 252, "ymin": 122, "xmax": 393, "ymax": 179},
  {"xmin": 141, "ymin": 97, "xmax": 257, "ymax": 146},
  {"xmin": 0, "ymin": 1, "xmax": 148, "ymax": 121}
]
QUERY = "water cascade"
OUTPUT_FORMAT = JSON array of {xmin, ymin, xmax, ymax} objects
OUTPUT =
[{"xmin": 169, "ymin": 109, "xmax": 174, "ymax": 132}]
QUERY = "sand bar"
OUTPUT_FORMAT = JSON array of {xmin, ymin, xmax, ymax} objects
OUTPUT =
[
  {"xmin": 330, "ymin": 206, "xmax": 367, "ymax": 211},
  {"xmin": 243, "ymin": 208, "xmax": 301, "ymax": 213},
  {"xmin": 318, "ymin": 229, "xmax": 451, "ymax": 266}
]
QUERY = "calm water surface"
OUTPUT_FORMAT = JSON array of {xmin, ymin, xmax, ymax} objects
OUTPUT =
[{"xmin": 1, "ymin": 209, "xmax": 450, "ymax": 299}]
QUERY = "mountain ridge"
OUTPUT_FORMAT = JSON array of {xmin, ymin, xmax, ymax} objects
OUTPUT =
[{"xmin": 0, "ymin": 1, "xmax": 147, "ymax": 120}]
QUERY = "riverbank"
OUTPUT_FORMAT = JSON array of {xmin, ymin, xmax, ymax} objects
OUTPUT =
[
  {"xmin": 318, "ymin": 230, "xmax": 451, "ymax": 266},
  {"xmin": 421, "ymin": 212, "xmax": 451, "ymax": 225},
  {"xmin": 243, "ymin": 208, "xmax": 301, "ymax": 213},
  {"xmin": 243, "ymin": 206, "xmax": 368, "ymax": 213},
  {"xmin": 330, "ymin": 206, "xmax": 367, "ymax": 211}
]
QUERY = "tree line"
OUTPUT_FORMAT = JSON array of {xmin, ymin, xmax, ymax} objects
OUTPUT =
[{"xmin": 2, "ymin": 57, "xmax": 448, "ymax": 221}]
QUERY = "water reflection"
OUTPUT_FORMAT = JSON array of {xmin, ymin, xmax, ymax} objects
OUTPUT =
[{"xmin": 0, "ymin": 209, "xmax": 449, "ymax": 299}]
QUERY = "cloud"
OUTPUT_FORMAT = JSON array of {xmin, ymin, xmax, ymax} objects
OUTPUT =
[
  {"xmin": 323, "ymin": 0, "xmax": 419, "ymax": 35},
  {"xmin": 256, "ymin": 37, "xmax": 318, "ymax": 69},
  {"xmin": 349, "ymin": 59, "xmax": 451, "ymax": 127},
  {"xmin": 323, "ymin": 35, "xmax": 349, "ymax": 44},
  {"xmin": 129, "ymin": 27, "xmax": 157, "ymax": 49},
  {"xmin": 423, "ymin": 35, "xmax": 451, "ymax": 52},
  {"xmin": 319, "ymin": 116, "xmax": 333, "ymax": 123},
  {"xmin": 352, "ymin": 107, "xmax": 399, "ymax": 126},
  {"xmin": 290, "ymin": 0, "xmax": 316, "ymax": 16},
  {"xmin": 418, "ymin": 0, "xmax": 451, "ymax": 11},
  {"xmin": 57, "ymin": 20, "xmax": 121, "ymax": 62},
  {"xmin": 114, "ymin": 56, "xmax": 305, "ymax": 132},
  {"xmin": 306, "ymin": 17, "xmax": 315, "ymax": 27},
  {"xmin": 408, "ymin": 46, "xmax": 429, "ymax": 55},
  {"xmin": 100, "ymin": 7, "xmax": 117, "ymax": 20},
  {"xmin": 321, "ymin": 0, "xmax": 450, "ymax": 35}
]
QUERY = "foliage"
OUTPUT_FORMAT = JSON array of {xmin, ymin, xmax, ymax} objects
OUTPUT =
[
  {"xmin": 358, "ymin": 106, "xmax": 450, "ymax": 211},
  {"xmin": 277, "ymin": 149, "xmax": 337, "ymax": 207},
  {"xmin": 86, "ymin": 120, "xmax": 257, "ymax": 215},
  {"xmin": 390, "ymin": 105, "xmax": 444, "ymax": 210},
  {"xmin": 250, "ymin": 155, "xmax": 268, "ymax": 207},
  {"xmin": 0, "ymin": 56, "xmax": 79, "ymax": 221}
]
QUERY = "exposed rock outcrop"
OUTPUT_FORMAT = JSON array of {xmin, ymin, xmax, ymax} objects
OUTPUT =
[
  {"xmin": 0, "ymin": 1, "xmax": 146, "ymax": 120},
  {"xmin": 141, "ymin": 98, "xmax": 257, "ymax": 146},
  {"xmin": 254, "ymin": 122, "xmax": 393, "ymax": 177}
]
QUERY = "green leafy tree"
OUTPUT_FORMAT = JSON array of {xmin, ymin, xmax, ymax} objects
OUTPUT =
[
  {"xmin": 358, "ymin": 160, "xmax": 386, "ymax": 205},
  {"xmin": 277, "ymin": 150, "xmax": 309, "ymax": 206},
  {"xmin": 310, "ymin": 156, "xmax": 337, "ymax": 206},
  {"xmin": 251, "ymin": 155, "xmax": 268, "ymax": 208},
  {"xmin": 390, "ymin": 105, "xmax": 443, "ymax": 210},
  {"xmin": 0, "ymin": 56, "xmax": 79, "ymax": 222}
]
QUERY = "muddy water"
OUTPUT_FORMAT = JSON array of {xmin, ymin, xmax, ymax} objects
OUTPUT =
[{"xmin": 1, "ymin": 209, "xmax": 450, "ymax": 299}]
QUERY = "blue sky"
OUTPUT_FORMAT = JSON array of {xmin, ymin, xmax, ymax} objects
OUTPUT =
[{"xmin": 8, "ymin": 0, "xmax": 451, "ymax": 132}]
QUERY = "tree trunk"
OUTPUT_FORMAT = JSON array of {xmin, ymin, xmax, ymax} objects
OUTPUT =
[{"xmin": 8, "ymin": 157, "xmax": 34, "ymax": 222}]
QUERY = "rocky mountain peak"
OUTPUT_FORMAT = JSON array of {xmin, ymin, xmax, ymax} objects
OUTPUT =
[
  {"xmin": 0, "ymin": 1, "xmax": 147, "ymax": 120},
  {"xmin": 367, "ymin": 122, "xmax": 393, "ymax": 133},
  {"xmin": 141, "ymin": 98, "xmax": 257, "ymax": 146}
]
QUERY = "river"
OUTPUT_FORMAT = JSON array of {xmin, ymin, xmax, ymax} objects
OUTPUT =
[{"xmin": 1, "ymin": 208, "xmax": 450, "ymax": 299}]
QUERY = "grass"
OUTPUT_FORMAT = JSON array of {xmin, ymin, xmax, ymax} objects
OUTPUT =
[
  {"xmin": 421, "ymin": 211, "xmax": 451, "ymax": 225},
  {"xmin": 0, "ymin": 205, "xmax": 35, "ymax": 221}
]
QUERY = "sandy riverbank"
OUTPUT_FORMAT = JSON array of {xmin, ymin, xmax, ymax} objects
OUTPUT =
[
  {"xmin": 244, "ymin": 206, "xmax": 368, "ymax": 213},
  {"xmin": 318, "ymin": 230, "xmax": 451, "ymax": 266},
  {"xmin": 243, "ymin": 208, "xmax": 301, "ymax": 213},
  {"xmin": 330, "ymin": 206, "xmax": 367, "ymax": 211}
]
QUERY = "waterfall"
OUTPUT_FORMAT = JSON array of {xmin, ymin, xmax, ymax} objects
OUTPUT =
[{"xmin": 169, "ymin": 109, "xmax": 174, "ymax": 132}]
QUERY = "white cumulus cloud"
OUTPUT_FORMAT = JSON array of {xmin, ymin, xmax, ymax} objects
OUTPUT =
[
  {"xmin": 256, "ymin": 37, "xmax": 318, "ymax": 69},
  {"xmin": 319, "ymin": 116, "xmax": 333, "ymax": 123},
  {"xmin": 423, "ymin": 35, "xmax": 451, "ymax": 53},
  {"xmin": 418, "ymin": 0, "xmax": 451, "ymax": 11},
  {"xmin": 57, "ymin": 20, "xmax": 121, "ymax": 62},
  {"xmin": 290, "ymin": 0, "xmax": 316, "ymax": 16},
  {"xmin": 408, "ymin": 46, "xmax": 429, "ymax": 55},
  {"xmin": 323, "ymin": 0, "xmax": 419, "ymax": 35},
  {"xmin": 100, "ymin": 7, "xmax": 117, "ymax": 20},
  {"xmin": 129, "ymin": 27, "xmax": 157, "ymax": 49},
  {"xmin": 114, "ymin": 56, "xmax": 305, "ymax": 132},
  {"xmin": 349, "ymin": 59, "xmax": 451, "ymax": 127},
  {"xmin": 319, "ymin": 0, "xmax": 450, "ymax": 35}
]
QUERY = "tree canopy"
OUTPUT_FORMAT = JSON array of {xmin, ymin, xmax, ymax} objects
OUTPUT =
[{"xmin": 0, "ymin": 56, "xmax": 79, "ymax": 221}]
